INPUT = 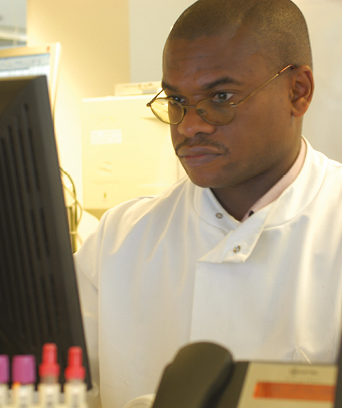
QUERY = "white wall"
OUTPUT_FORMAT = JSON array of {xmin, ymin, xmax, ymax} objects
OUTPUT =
[
  {"xmin": 129, "ymin": 0, "xmax": 194, "ymax": 83},
  {"xmin": 27, "ymin": 0, "xmax": 131, "ymax": 204},
  {"xmin": 293, "ymin": 0, "xmax": 342, "ymax": 162}
]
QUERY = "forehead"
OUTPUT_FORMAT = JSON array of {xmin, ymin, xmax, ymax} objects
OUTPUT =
[{"xmin": 162, "ymin": 32, "xmax": 268, "ymax": 90}]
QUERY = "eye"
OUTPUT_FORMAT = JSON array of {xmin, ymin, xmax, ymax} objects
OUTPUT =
[
  {"xmin": 212, "ymin": 92, "xmax": 234, "ymax": 103},
  {"xmin": 165, "ymin": 95, "xmax": 186, "ymax": 105}
]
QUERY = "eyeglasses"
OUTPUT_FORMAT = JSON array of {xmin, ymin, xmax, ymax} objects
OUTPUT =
[{"xmin": 147, "ymin": 65, "xmax": 294, "ymax": 126}]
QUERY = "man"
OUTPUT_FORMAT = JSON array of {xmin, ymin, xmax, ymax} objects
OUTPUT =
[{"xmin": 75, "ymin": 1, "xmax": 342, "ymax": 408}]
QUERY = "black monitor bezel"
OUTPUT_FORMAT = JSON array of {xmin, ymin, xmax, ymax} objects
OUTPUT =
[{"xmin": 0, "ymin": 75, "xmax": 91, "ymax": 387}]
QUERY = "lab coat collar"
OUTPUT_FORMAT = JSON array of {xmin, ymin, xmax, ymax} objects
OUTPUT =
[{"xmin": 192, "ymin": 139, "xmax": 328, "ymax": 263}]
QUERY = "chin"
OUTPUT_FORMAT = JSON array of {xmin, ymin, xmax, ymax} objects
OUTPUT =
[{"xmin": 186, "ymin": 172, "xmax": 222, "ymax": 189}]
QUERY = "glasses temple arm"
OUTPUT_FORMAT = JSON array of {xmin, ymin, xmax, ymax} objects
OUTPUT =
[
  {"xmin": 146, "ymin": 89, "xmax": 164, "ymax": 107},
  {"xmin": 234, "ymin": 65, "xmax": 295, "ymax": 107}
]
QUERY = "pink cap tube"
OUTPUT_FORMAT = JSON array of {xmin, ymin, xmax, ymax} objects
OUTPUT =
[
  {"xmin": 0, "ymin": 355, "xmax": 9, "ymax": 383},
  {"xmin": 12, "ymin": 355, "xmax": 36, "ymax": 384}
]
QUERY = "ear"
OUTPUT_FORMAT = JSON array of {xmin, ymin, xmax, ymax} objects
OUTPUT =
[{"xmin": 290, "ymin": 65, "xmax": 314, "ymax": 118}]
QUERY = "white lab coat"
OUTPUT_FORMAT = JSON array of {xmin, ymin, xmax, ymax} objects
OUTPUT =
[{"xmin": 75, "ymin": 140, "xmax": 342, "ymax": 408}]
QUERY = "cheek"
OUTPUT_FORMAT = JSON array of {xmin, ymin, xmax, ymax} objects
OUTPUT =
[
  {"xmin": 170, "ymin": 125, "xmax": 181, "ymax": 150},
  {"xmin": 231, "ymin": 103, "xmax": 295, "ymax": 170},
  {"xmin": 263, "ymin": 91, "xmax": 293, "ymax": 125},
  {"xmin": 237, "ymin": 95, "xmax": 291, "ymax": 142}
]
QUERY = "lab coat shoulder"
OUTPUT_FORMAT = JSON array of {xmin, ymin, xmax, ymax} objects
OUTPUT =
[
  {"xmin": 312, "ymin": 149, "xmax": 342, "ymax": 200},
  {"xmin": 105, "ymin": 176, "xmax": 192, "ymax": 234},
  {"xmin": 102, "ymin": 176, "xmax": 196, "ymax": 246},
  {"xmin": 268, "ymin": 142, "xmax": 342, "ymax": 228},
  {"xmin": 75, "ymin": 176, "xmax": 194, "ymax": 285}
]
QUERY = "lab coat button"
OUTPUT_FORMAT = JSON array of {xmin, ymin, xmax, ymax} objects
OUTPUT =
[
  {"xmin": 216, "ymin": 212, "xmax": 223, "ymax": 219},
  {"xmin": 233, "ymin": 245, "xmax": 241, "ymax": 253}
]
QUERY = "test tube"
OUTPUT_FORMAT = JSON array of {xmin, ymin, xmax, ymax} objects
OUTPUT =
[
  {"xmin": 12, "ymin": 355, "xmax": 36, "ymax": 408},
  {"xmin": 38, "ymin": 344, "xmax": 61, "ymax": 408},
  {"xmin": 64, "ymin": 347, "xmax": 87, "ymax": 408},
  {"xmin": 0, "ymin": 355, "xmax": 9, "ymax": 408}
]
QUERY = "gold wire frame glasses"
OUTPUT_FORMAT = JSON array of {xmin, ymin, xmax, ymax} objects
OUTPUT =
[{"xmin": 147, "ymin": 65, "xmax": 294, "ymax": 126}]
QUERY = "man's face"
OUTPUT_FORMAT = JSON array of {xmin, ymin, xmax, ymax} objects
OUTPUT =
[{"xmin": 162, "ymin": 31, "xmax": 299, "ymax": 192}]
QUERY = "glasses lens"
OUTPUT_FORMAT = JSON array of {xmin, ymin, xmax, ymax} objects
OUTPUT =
[
  {"xmin": 150, "ymin": 98, "xmax": 183, "ymax": 124},
  {"xmin": 197, "ymin": 99, "xmax": 235, "ymax": 125},
  {"xmin": 150, "ymin": 97, "xmax": 235, "ymax": 125}
]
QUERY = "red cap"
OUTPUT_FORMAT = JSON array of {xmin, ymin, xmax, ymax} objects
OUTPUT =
[
  {"xmin": 64, "ymin": 347, "xmax": 86, "ymax": 381},
  {"xmin": 39, "ymin": 343, "xmax": 60, "ymax": 378}
]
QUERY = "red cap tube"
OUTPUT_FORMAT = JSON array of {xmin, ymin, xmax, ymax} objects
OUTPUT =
[{"xmin": 64, "ymin": 347, "xmax": 85, "ymax": 381}]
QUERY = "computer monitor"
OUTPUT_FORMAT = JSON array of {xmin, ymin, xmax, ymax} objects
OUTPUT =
[
  {"xmin": 0, "ymin": 75, "xmax": 90, "ymax": 387},
  {"xmin": 0, "ymin": 44, "xmax": 61, "ymax": 117}
]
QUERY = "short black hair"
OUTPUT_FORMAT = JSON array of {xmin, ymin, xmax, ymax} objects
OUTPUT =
[{"xmin": 167, "ymin": 0, "xmax": 312, "ymax": 70}]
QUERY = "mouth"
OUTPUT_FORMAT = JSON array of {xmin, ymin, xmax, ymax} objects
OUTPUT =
[
  {"xmin": 180, "ymin": 153, "xmax": 221, "ymax": 167},
  {"xmin": 177, "ymin": 146, "xmax": 224, "ymax": 168}
]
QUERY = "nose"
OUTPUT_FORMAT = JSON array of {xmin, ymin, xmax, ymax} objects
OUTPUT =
[{"xmin": 176, "ymin": 106, "xmax": 216, "ymax": 138}]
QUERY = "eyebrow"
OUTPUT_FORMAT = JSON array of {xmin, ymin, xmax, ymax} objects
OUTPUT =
[{"xmin": 162, "ymin": 76, "xmax": 244, "ymax": 92}]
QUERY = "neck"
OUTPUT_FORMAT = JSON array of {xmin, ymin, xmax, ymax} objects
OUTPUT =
[
  {"xmin": 211, "ymin": 180, "xmax": 273, "ymax": 221},
  {"xmin": 211, "ymin": 139, "xmax": 303, "ymax": 221}
]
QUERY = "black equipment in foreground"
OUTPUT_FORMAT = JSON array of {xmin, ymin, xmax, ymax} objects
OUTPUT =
[
  {"xmin": 0, "ymin": 76, "xmax": 91, "ymax": 387},
  {"xmin": 152, "ymin": 342, "xmax": 341, "ymax": 408}
]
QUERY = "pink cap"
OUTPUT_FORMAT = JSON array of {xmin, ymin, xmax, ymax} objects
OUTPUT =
[
  {"xmin": 12, "ymin": 355, "xmax": 36, "ymax": 384},
  {"xmin": 64, "ymin": 347, "xmax": 85, "ymax": 381},
  {"xmin": 0, "ymin": 355, "xmax": 9, "ymax": 383},
  {"xmin": 39, "ymin": 343, "xmax": 60, "ymax": 378}
]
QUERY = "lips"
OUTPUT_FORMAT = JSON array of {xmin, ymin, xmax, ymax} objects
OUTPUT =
[{"xmin": 177, "ymin": 146, "xmax": 223, "ymax": 167}]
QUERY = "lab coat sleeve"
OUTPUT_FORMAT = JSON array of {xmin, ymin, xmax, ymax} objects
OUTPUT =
[{"xmin": 74, "ymin": 234, "xmax": 102, "ymax": 408}]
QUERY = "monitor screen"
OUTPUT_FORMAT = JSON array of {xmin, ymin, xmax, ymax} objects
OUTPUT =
[
  {"xmin": 0, "ymin": 75, "xmax": 90, "ymax": 387},
  {"xmin": 0, "ymin": 44, "xmax": 61, "ymax": 116}
]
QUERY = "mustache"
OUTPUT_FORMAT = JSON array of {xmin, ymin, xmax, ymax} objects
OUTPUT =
[{"xmin": 175, "ymin": 134, "xmax": 229, "ymax": 155}]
